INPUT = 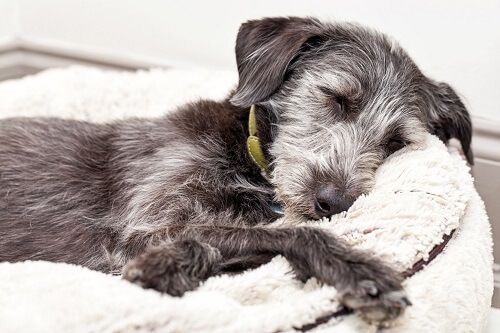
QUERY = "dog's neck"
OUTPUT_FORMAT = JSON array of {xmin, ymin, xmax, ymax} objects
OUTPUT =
[{"xmin": 247, "ymin": 105, "xmax": 271, "ymax": 174}]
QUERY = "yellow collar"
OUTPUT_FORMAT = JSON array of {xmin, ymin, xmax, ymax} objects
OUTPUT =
[{"xmin": 247, "ymin": 105, "xmax": 270, "ymax": 173}]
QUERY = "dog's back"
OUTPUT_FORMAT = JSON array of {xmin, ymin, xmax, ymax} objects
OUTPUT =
[{"xmin": 0, "ymin": 118, "xmax": 119, "ymax": 268}]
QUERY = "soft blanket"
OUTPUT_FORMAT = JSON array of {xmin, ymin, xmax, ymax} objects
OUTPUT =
[{"xmin": 0, "ymin": 66, "xmax": 493, "ymax": 332}]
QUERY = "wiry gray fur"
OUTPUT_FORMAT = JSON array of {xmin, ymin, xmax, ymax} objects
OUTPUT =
[{"xmin": 0, "ymin": 17, "xmax": 472, "ymax": 326}]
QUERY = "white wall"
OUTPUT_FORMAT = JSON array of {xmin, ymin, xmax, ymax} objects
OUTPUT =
[
  {"xmin": 0, "ymin": 0, "xmax": 17, "ymax": 44},
  {"xmin": 5, "ymin": 0, "xmax": 500, "ymax": 121}
]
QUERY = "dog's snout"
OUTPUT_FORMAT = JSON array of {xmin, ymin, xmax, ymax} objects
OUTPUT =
[{"xmin": 315, "ymin": 185, "xmax": 354, "ymax": 218}]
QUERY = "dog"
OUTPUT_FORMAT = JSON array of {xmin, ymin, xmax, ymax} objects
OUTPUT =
[{"xmin": 0, "ymin": 17, "xmax": 472, "ymax": 324}]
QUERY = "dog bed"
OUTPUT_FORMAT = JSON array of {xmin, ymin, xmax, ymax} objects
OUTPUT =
[{"xmin": 0, "ymin": 66, "xmax": 493, "ymax": 332}]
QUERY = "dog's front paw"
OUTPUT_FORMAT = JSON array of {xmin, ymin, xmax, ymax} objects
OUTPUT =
[
  {"xmin": 339, "ymin": 279, "xmax": 410, "ymax": 326},
  {"xmin": 122, "ymin": 239, "xmax": 222, "ymax": 296}
]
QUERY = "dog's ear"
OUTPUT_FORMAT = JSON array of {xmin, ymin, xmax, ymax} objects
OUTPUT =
[
  {"xmin": 427, "ymin": 82, "xmax": 473, "ymax": 164},
  {"xmin": 230, "ymin": 17, "xmax": 321, "ymax": 107}
]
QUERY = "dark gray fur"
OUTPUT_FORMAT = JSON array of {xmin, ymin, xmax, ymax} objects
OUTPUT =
[{"xmin": 0, "ymin": 17, "xmax": 472, "ymax": 325}]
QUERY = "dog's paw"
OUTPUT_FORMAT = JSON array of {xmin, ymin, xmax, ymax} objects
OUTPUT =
[
  {"xmin": 122, "ymin": 239, "xmax": 222, "ymax": 296},
  {"xmin": 339, "ymin": 279, "xmax": 410, "ymax": 326}
]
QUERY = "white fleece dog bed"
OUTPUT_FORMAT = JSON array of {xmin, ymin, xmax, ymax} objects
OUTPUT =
[{"xmin": 0, "ymin": 66, "xmax": 493, "ymax": 332}]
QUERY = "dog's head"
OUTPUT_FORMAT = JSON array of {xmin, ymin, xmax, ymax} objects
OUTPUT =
[{"xmin": 230, "ymin": 17, "xmax": 472, "ymax": 219}]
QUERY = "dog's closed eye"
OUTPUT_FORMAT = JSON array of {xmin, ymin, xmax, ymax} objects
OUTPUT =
[
  {"xmin": 319, "ymin": 87, "xmax": 346, "ymax": 115},
  {"xmin": 385, "ymin": 138, "xmax": 407, "ymax": 155}
]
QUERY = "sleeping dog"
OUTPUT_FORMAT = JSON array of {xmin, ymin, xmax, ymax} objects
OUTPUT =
[{"xmin": 0, "ymin": 17, "xmax": 472, "ymax": 324}]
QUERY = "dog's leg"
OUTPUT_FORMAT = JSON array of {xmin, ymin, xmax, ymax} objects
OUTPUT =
[{"xmin": 123, "ymin": 225, "xmax": 409, "ymax": 323}]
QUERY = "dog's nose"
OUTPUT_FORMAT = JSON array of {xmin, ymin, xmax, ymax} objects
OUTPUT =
[{"xmin": 315, "ymin": 185, "xmax": 354, "ymax": 218}]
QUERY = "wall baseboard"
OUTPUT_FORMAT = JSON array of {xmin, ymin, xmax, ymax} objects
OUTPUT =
[
  {"xmin": 0, "ymin": 40, "xmax": 153, "ymax": 76},
  {"xmin": 472, "ymin": 117, "xmax": 500, "ymax": 163}
]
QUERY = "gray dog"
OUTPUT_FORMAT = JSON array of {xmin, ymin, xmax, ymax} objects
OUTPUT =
[{"xmin": 0, "ymin": 17, "xmax": 472, "ymax": 324}]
